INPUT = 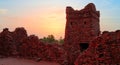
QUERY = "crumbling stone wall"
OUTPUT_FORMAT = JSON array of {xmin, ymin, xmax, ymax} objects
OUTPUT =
[
  {"xmin": 74, "ymin": 30, "xmax": 120, "ymax": 65},
  {"xmin": 64, "ymin": 3, "xmax": 100, "ymax": 65},
  {"xmin": 0, "ymin": 28, "xmax": 13, "ymax": 56},
  {"xmin": 0, "ymin": 28, "xmax": 28, "ymax": 56},
  {"xmin": 19, "ymin": 35, "xmax": 67, "ymax": 64},
  {"xmin": 0, "ymin": 27, "xmax": 67, "ymax": 65},
  {"xmin": 0, "ymin": 3, "xmax": 120, "ymax": 65},
  {"xmin": 65, "ymin": 3, "xmax": 100, "ymax": 46}
]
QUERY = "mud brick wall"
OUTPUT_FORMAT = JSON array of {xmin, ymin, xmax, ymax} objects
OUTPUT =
[
  {"xmin": 0, "ymin": 28, "xmax": 27, "ymax": 56},
  {"xmin": 0, "ymin": 27, "xmax": 67, "ymax": 65},
  {"xmin": 75, "ymin": 30, "xmax": 120, "ymax": 65},
  {"xmin": 0, "ymin": 3, "xmax": 120, "ymax": 65},
  {"xmin": 64, "ymin": 3, "xmax": 100, "ymax": 65}
]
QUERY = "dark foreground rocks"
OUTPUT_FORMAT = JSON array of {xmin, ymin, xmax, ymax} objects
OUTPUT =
[
  {"xmin": 0, "ymin": 27, "xmax": 67, "ymax": 65},
  {"xmin": 75, "ymin": 30, "xmax": 120, "ymax": 65},
  {"xmin": 0, "ymin": 3, "xmax": 120, "ymax": 65}
]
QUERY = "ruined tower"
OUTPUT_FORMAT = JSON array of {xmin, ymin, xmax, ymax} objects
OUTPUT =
[
  {"xmin": 65, "ymin": 3, "xmax": 100, "ymax": 51},
  {"xmin": 64, "ymin": 3, "xmax": 100, "ymax": 65}
]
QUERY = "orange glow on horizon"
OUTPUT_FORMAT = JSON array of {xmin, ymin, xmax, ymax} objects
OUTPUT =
[{"xmin": 21, "ymin": 8, "xmax": 66, "ymax": 39}]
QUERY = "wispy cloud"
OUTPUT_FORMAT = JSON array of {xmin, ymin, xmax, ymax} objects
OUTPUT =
[{"xmin": 0, "ymin": 9, "xmax": 8, "ymax": 14}]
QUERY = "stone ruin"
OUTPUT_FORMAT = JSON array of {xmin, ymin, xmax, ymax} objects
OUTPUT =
[
  {"xmin": 75, "ymin": 30, "xmax": 120, "ymax": 65},
  {"xmin": 64, "ymin": 3, "xmax": 120, "ymax": 65},
  {"xmin": 0, "ymin": 27, "xmax": 67, "ymax": 65},
  {"xmin": 64, "ymin": 3, "xmax": 100, "ymax": 65},
  {"xmin": 0, "ymin": 3, "xmax": 120, "ymax": 65}
]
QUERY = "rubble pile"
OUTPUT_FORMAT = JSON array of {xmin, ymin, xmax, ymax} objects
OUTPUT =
[
  {"xmin": 75, "ymin": 30, "xmax": 120, "ymax": 65},
  {"xmin": 19, "ymin": 35, "xmax": 67, "ymax": 64},
  {"xmin": 0, "ymin": 27, "xmax": 67, "ymax": 65},
  {"xmin": 0, "ymin": 27, "xmax": 27, "ymax": 56},
  {"xmin": 0, "ymin": 28, "xmax": 13, "ymax": 56},
  {"xmin": 0, "ymin": 3, "xmax": 120, "ymax": 65},
  {"xmin": 63, "ymin": 44, "xmax": 80, "ymax": 65}
]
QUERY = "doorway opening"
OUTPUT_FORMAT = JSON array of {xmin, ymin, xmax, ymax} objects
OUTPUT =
[{"xmin": 79, "ymin": 43, "xmax": 89, "ymax": 52}]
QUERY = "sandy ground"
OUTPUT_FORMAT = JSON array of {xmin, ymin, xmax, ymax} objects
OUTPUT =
[{"xmin": 0, "ymin": 57, "xmax": 60, "ymax": 65}]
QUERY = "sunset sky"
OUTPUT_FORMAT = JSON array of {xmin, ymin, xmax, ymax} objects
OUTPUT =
[{"xmin": 0, "ymin": 0, "xmax": 120, "ymax": 39}]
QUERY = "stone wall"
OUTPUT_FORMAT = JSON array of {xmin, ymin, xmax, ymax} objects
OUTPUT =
[
  {"xmin": 0, "ymin": 27, "xmax": 67, "ymax": 65},
  {"xmin": 0, "ymin": 3, "xmax": 120, "ymax": 65},
  {"xmin": 75, "ymin": 30, "xmax": 120, "ymax": 65},
  {"xmin": 64, "ymin": 3, "xmax": 100, "ymax": 65}
]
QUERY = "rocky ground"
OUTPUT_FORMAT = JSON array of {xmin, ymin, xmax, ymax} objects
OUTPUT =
[{"xmin": 0, "ymin": 57, "xmax": 60, "ymax": 65}]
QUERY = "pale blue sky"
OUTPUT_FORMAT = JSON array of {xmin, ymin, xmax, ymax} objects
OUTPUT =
[{"xmin": 0, "ymin": 0, "xmax": 120, "ymax": 39}]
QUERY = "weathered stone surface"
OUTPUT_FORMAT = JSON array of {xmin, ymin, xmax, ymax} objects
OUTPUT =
[
  {"xmin": 0, "ymin": 27, "xmax": 67, "ymax": 65},
  {"xmin": 75, "ymin": 30, "xmax": 120, "ymax": 65},
  {"xmin": 0, "ymin": 28, "xmax": 13, "ymax": 56},
  {"xmin": 0, "ymin": 27, "xmax": 28, "ymax": 56},
  {"xmin": 64, "ymin": 3, "xmax": 100, "ymax": 65},
  {"xmin": 0, "ymin": 3, "xmax": 120, "ymax": 65},
  {"xmin": 12, "ymin": 27, "xmax": 28, "ymax": 56}
]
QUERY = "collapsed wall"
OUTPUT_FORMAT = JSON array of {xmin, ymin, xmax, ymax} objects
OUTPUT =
[
  {"xmin": 0, "ymin": 27, "xmax": 67, "ymax": 65},
  {"xmin": 0, "ymin": 3, "xmax": 120, "ymax": 65},
  {"xmin": 75, "ymin": 30, "xmax": 120, "ymax": 65}
]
